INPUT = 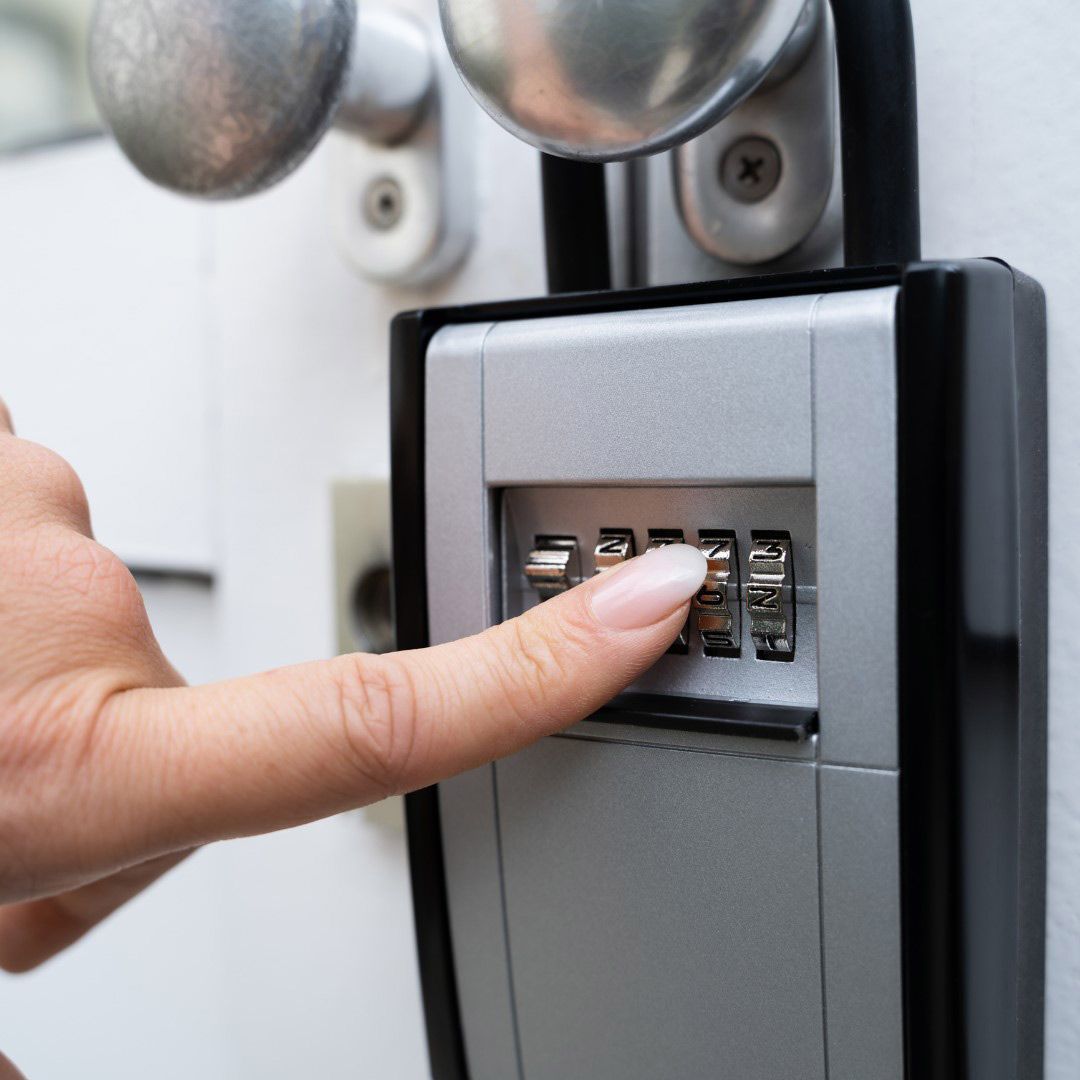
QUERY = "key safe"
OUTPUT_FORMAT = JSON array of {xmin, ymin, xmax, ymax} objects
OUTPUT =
[{"xmin": 388, "ymin": 2, "xmax": 1048, "ymax": 1079}]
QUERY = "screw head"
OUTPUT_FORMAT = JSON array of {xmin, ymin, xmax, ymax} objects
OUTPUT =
[
  {"xmin": 720, "ymin": 137, "xmax": 782, "ymax": 204},
  {"xmin": 363, "ymin": 176, "xmax": 405, "ymax": 230}
]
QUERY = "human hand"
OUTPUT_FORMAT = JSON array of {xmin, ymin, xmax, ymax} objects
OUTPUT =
[{"xmin": 0, "ymin": 398, "xmax": 706, "ymax": 971}]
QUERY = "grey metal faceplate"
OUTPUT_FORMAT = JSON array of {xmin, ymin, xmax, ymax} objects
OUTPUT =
[
  {"xmin": 483, "ymin": 296, "xmax": 816, "ymax": 486},
  {"xmin": 425, "ymin": 287, "xmax": 902, "ymax": 1080}
]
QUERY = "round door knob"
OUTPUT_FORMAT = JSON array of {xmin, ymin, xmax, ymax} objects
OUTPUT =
[
  {"xmin": 439, "ymin": 0, "xmax": 813, "ymax": 161},
  {"xmin": 89, "ymin": 0, "xmax": 433, "ymax": 199}
]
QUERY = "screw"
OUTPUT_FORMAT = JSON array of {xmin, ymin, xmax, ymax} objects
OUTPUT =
[
  {"xmin": 363, "ymin": 176, "xmax": 405, "ymax": 230},
  {"xmin": 720, "ymin": 137, "xmax": 782, "ymax": 204}
]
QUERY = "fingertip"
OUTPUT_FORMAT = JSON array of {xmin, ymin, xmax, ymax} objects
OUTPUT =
[{"xmin": 588, "ymin": 543, "xmax": 707, "ymax": 631}]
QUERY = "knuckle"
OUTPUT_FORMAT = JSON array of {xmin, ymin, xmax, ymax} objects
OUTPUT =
[
  {"xmin": 31, "ymin": 445, "xmax": 82, "ymax": 502},
  {"xmin": 330, "ymin": 654, "xmax": 419, "ymax": 796},
  {"xmin": 48, "ymin": 532, "xmax": 141, "ymax": 613},
  {"xmin": 13, "ymin": 442, "xmax": 89, "ymax": 522}
]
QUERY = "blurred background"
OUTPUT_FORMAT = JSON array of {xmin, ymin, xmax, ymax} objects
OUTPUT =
[{"xmin": 0, "ymin": 0, "xmax": 97, "ymax": 152}]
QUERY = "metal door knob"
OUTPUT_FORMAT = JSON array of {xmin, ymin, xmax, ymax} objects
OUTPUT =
[
  {"xmin": 439, "ymin": 0, "xmax": 815, "ymax": 161},
  {"xmin": 89, "ymin": 0, "xmax": 434, "ymax": 198}
]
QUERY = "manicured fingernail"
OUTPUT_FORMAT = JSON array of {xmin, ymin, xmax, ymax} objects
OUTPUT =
[{"xmin": 590, "ymin": 544, "xmax": 708, "ymax": 630}]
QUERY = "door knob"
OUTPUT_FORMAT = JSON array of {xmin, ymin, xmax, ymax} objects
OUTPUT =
[
  {"xmin": 89, "ymin": 0, "xmax": 474, "ymax": 286},
  {"xmin": 89, "ymin": 0, "xmax": 433, "ymax": 199},
  {"xmin": 439, "ymin": 0, "xmax": 814, "ymax": 161}
]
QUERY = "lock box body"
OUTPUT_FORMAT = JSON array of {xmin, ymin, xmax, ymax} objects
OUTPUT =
[{"xmin": 391, "ymin": 262, "xmax": 1047, "ymax": 1080}]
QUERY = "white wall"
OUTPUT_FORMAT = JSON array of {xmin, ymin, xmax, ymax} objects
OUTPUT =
[{"xmin": 0, "ymin": 0, "xmax": 1077, "ymax": 1077}]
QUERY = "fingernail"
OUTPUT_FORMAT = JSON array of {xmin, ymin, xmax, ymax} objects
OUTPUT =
[{"xmin": 590, "ymin": 544, "xmax": 708, "ymax": 630}]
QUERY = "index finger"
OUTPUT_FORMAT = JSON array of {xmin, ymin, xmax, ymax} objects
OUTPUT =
[{"xmin": 31, "ymin": 545, "xmax": 707, "ymax": 886}]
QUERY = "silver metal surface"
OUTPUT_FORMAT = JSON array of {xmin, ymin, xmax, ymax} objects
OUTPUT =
[
  {"xmin": 747, "ymin": 534, "xmax": 795, "ymax": 660},
  {"xmin": 524, "ymin": 537, "xmax": 579, "ymax": 601},
  {"xmin": 674, "ymin": 0, "xmax": 836, "ymax": 265},
  {"xmin": 425, "ymin": 289, "xmax": 908, "ymax": 1078},
  {"xmin": 425, "ymin": 323, "xmax": 495, "ymax": 649},
  {"xmin": 759, "ymin": 0, "xmax": 822, "ymax": 88},
  {"xmin": 694, "ymin": 531, "xmax": 740, "ymax": 657},
  {"xmin": 497, "ymin": 738, "xmax": 826, "ymax": 1079},
  {"xmin": 439, "ymin": 0, "xmax": 815, "ymax": 162},
  {"xmin": 338, "ymin": 6, "xmax": 433, "ymax": 144},
  {"xmin": 819, "ymin": 766, "xmax": 904, "ymax": 1080},
  {"xmin": 646, "ymin": 532, "xmax": 683, "ymax": 551},
  {"xmin": 89, "ymin": 0, "xmax": 432, "ymax": 198},
  {"xmin": 90, "ymin": 0, "xmax": 354, "ymax": 197},
  {"xmin": 439, "ymin": 770, "xmax": 520, "ymax": 1080},
  {"xmin": 425, "ymin": 324, "xmax": 521, "ymax": 1077},
  {"xmin": 812, "ymin": 288, "xmax": 900, "ymax": 768},
  {"xmin": 482, "ymin": 297, "xmax": 818, "ymax": 486},
  {"xmin": 593, "ymin": 529, "xmax": 634, "ymax": 574}
]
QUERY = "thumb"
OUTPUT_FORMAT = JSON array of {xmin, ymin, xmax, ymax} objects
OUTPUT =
[{"xmin": 60, "ymin": 544, "xmax": 707, "ymax": 872}]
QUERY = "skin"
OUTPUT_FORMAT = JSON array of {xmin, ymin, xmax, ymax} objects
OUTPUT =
[{"xmin": 0, "ymin": 396, "xmax": 697, "ymax": 991}]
